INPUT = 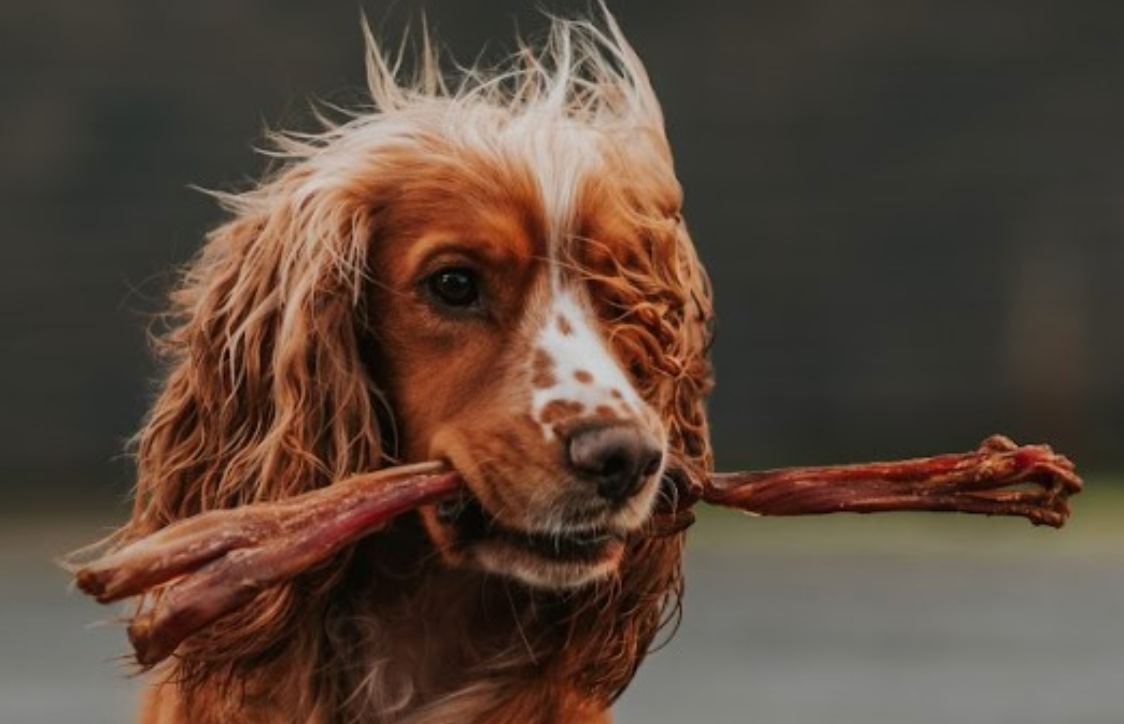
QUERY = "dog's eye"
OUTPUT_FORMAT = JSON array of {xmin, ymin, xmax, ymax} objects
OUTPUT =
[{"xmin": 425, "ymin": 267, "xmax": 480, "ymax": 308}]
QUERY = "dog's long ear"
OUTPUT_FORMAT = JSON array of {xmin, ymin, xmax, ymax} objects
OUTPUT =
[
  {"xmin": 113, "ymin": 170, "xmax": 391, "ymax": 696},
  {"xmin": 127, "ymin": 171, "xmax": 387, "ymax": 539}
]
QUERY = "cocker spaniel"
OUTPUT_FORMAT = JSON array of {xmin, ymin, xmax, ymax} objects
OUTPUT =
[{"xmin": 118, "ymin": 10, "xmax": 712, "ymax": 724}]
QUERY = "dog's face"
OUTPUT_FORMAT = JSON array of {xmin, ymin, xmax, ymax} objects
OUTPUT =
[{"xmin": 366, "ymin": 129, "xmax": 682, "ymax": 589}]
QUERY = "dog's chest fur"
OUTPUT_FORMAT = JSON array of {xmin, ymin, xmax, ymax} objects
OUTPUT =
[{"xmin": 325, "ymin": 528, "xmax": 601, "ymax": 724}]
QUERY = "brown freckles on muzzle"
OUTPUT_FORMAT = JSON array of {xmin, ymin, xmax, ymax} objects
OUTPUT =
[{"xmin": 520, "ymin": 291, "xmax": 669, "ymax": 517}]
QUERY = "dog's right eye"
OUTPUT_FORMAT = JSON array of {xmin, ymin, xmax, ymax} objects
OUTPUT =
[{"xmin": 424, "ymin": 267, "xmax": 480, "ymax": 309}]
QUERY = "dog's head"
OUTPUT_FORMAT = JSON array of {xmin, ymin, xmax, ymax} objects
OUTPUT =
[
  {"xmin": 129, "ymin": 15, "xmax": 712, "ymax": 680},
  {"xmin": 353, "ymin": 31, "xmax": 713, "ymax": 590},
  {"xmin": 124, "ymin": 13, "xmax": 713, "ymax": 712}
]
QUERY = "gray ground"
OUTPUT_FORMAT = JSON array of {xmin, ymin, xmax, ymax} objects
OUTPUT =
[{"xmin": 3, "ymin": 505, "xmax": 1121, "ymax": 724}]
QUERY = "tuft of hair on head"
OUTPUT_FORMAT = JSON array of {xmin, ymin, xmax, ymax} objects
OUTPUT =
[
  {"xmin": 256, "ymin": 2, "xmax": 668, "ymax": 177},
  {"xmin": 361, "ymin": 4, "xmax": 664, "ymax": 124}
]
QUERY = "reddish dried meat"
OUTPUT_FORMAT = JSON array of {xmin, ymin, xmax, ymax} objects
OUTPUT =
[{"xmin": 69, "ymin": 436, "xmax": 1081, "ymax": 667}]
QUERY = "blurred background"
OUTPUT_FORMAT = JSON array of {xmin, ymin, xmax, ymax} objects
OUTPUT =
[{"xmin": 1, "ymin": 1, "xmax": 1121, "ymax": 722}]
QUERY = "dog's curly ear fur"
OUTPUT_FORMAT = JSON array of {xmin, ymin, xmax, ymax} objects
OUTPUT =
[
  {"xmin": 556, "ymin": 210, "xmax": 715, "ymax": 707},
  {"xmin": 121, "ymin": 173, "xmax": 390, "ymax": 691},
  {"xmin": 132, "ymin": 186, "xmax": 387, "ymax": 528}
]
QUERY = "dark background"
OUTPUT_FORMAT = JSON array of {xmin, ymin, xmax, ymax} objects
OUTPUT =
[
  {"xmin": 3, "ymin": 4, "xmax": 1123, "ymax": 723},
  {"xmin": 2, "ymin": 0, "xmax": 1121, "ymax": 505}
]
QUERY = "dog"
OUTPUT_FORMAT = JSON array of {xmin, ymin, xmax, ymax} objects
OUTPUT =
[{"xmin": 119, "ymin": 10, "xmax": 713, "ymax": 723}]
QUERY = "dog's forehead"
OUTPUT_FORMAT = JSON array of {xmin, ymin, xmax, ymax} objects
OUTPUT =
[
  {"xmin": 511, "ymin": 125, "xmax": 677, "ymax": 247},
  {"xmin": 366, "ymin": 117, "xmax": 680, "ymax": 288},
  {"xmin": 512, "ymin": 125, "xmax": 598, "ymax": 247}
]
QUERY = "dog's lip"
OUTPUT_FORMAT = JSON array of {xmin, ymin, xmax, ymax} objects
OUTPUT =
[{"xmin": 435, "ymin": 490, "xmax": 623, "ymax": 563}]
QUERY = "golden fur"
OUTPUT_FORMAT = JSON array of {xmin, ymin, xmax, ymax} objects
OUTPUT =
[{"xmin": 116, "ymin": 11, "xmax": 713, "ymax": 724}]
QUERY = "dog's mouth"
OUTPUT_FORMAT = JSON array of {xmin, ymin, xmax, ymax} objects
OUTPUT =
[{"xmin": 431, "ymin": 490, "xmax": 627, "ymax": 588}]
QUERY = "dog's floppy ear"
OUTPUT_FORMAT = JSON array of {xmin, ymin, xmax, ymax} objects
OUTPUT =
[
  {"xmin": 129, "ymin": 179, "xmax": 386, "ymax": 537},
  {"xmin": 113, "ymin": 171, "xmax": 391, "ymax": 694}
]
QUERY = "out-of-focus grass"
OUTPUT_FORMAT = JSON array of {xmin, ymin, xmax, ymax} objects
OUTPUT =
[{"xmin": 687, "ymin": 475, "xmax": 1122, "ymax": 557}]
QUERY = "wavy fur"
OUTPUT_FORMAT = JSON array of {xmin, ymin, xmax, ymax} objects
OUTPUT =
[{"xmin": 116, "ymin": 9, "xmax": 712, "ymax": 724}]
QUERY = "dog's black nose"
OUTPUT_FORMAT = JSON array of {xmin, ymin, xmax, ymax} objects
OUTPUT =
[{"xmin": 565, "ymin": 423, "xmax": 663, "ymax": 503}]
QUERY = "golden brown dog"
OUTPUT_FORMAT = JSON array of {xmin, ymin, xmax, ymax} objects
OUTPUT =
[{"xmin": 122, "ymin": 10, "xmax": 712, "ymax": 723}]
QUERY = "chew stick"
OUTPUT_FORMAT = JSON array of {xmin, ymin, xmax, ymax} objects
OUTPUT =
[
  {"xmin": 703, "ymin": 435, "xmax": 1081, "ymax": 528},
  {"xmin": 72, "ymin": 463, "xmax": 463, "ymax": 666},
  {"xmin": 69, "ymin": 436, "xmax": 1081, "ymax": 667}
]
